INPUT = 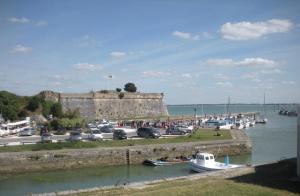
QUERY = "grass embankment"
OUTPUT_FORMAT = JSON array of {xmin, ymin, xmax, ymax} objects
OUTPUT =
[
  {"xmin": 71, "ymin": 159, "xmax": 300, "ymax": 196},
  {"xmin": 0, "ymin": 129, "xmax": 231, "ymax": 153}
]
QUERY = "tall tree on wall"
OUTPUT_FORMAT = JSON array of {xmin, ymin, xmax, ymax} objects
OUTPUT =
[{"xmin": 124, "ymin": 83, "xmax": 137, "ymax": 92}]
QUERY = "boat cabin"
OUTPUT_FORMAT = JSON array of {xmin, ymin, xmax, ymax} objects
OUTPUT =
[{"xmin": 195, "ymin": 153, "xmax": 215, "ymax": 166}]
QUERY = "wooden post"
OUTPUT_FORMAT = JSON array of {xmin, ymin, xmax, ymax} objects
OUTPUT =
[{"xmin": 297, "ymin": 106, "xmax": 300, "ymax": 177}]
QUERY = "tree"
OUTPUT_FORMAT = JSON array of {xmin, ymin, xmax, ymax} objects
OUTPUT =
[
  {"xmin": 50, "ymin": 103, "xmax": 63, "ymax": 118},
  {"xmin": 27, "ymin": 96, "xmax": 40, "ymax": 112},
  {"xmin": 42, "ymin": 100, "xmax": 54, "ymax": 117},
  {"xmin": 124, "ymin": 83, "xmax": 137, "ymax": 92},
  {"xmin": 116, "ymin": 88, "xmax": 122, "ymax": 92}
]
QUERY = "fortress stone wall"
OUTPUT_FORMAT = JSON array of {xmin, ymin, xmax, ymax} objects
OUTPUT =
[{"xmin": 42, "ymin": 91, "xmax": 169, "ymax": 120}]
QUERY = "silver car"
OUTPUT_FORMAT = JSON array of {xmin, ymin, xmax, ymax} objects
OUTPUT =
[
  {"xmin": 68, "ymin": 131, "xmax": 82, "ymax": 142},
  {"xmin": 19, "ymin": 128, "xmax": 36, "ymax": 136}
]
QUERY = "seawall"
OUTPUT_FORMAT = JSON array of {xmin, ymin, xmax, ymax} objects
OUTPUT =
[{"xmin": 0, "ymin": 130, "xmax": 251, "ymax": 174}]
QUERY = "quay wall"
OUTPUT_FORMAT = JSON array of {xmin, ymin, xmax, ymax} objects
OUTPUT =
[
  {"xmin": 41, "ymin": 91, "xmax": 169, "ymax": 120},
  {"xmin": 0, "ymin": 139, "xmax": 251, "ymax": 174}
]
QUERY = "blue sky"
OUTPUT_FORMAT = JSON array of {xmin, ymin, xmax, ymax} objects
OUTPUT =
[{"xmin": 0, "ymin": 0, "xmax": 300, "ymax": 104}]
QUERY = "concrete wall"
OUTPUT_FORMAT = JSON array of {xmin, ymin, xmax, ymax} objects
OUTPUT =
[
  {"xmin": 0, "ymin": 140, "xmax": 251, "ymax": 174},
  {"xmin": 43, "ymin": 91, "xmax": 169, "ymax": 120}
]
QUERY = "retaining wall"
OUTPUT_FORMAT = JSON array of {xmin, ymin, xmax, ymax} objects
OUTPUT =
[{"xmin": 0, "ymin": 139, "xmax": 251, "ymax": 174}]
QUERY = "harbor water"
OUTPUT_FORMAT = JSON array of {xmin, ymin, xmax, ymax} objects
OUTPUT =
[{"xmin": 0, "ymin": 104, "xmax": 298, "ymax": 195}]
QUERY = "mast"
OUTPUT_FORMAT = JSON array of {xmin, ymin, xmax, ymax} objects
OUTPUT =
[{"xmin": 263, "ymin": 92, "xmax": 266, "ymax": 116}]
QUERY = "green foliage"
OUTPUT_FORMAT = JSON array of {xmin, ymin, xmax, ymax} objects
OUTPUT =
[
  {"xmin": 100, "ymin": 90, "xmax": 109, "ymax": 93},
  {"xmin": 118, "ymin": 92, "xmax": 125, "ymax": 99},
  {"xmin": 50, "ymin": 103, "xmax": 63, "ymax": 118},
  {"xmin": 0, "ymin": 91, "xmax": 26, "ymax": 121},
  {"xmin": 26, "ymin": 96, "xmax": 40, "ymax": 112},
  {"xmin": 116, "ymin": 88, "xmax": 122, "ymax": 92},
  {"xmin": 124, "ymin": 82, "xmax": 137, "ymax": 92},
  {"xmin": 57, "ymin": 118, "xmax": 85, "ymax": 129},
  {"xmin": 42, "ymin": 100, "xmax": 54, "ymax": 117},
  {"xmin": 64, "ymin": 108, "xmax": 81, "ymax": 119},
  {"xmin": 18, "ymin": 109, "xmax": 28, "ymax": 118}
]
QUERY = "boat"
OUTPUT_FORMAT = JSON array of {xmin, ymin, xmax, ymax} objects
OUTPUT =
[
  {"xmin": 143, "ymin": 157, "xmax": 189, "ymax": 166},
  {"xmin": 189, "ymin": 152, "xmax": 242, "ymax": 172},
  {"xmin": 143, "ymin": 159, "xmax": 174, "ymax": 166}
]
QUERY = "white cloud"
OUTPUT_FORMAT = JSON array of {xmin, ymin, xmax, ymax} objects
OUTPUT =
[
  {"xmin": 216, "ymin": 81, "xmax": 232, "ymax": 87},
  {"xmin": 237, "ymin": 58, "xmax": 276, "ymax": 68},
  {"xmin": 173, "ymin": 31, "xmax": 191, "ymax": 39},
  {"xmin": 205, "ymin": 58, "xmax": 234, "ymax": 66},
  {"xmin": 35, "ymin": 21, "xmax": 47, "ymax": 27},
  {"xmin": 260, "ymin": 69, "xmax": 283, "ymax": 74},
  {"xmin": 251, "ymin": 78, "xmax": 261, "ymax": 83},
  {"xmin": 8, "ymin": 17, "xmax": 30, "ymax": 24},
  {"xmin": 110, "ymin": 51, "xmax": 127, "ymax": 58},
  {"xmin": 213, "ymin": 73, "xmax": 230, "ymax": 80},
  {"xmin": 11, "ymin": 45, "xmax": 32, "ymax": 53},
  {"xmin": 143, "ymin": 71, "xmax": 170, "ymax": 77},
  {"xmin": 181, "ymin": 73, "xmax": 192, "ymax": 78},
  {"xmin": 242, "ymin": 72, "xmax": 259, "ymax": 79},
  {"xmin": 205, "ymin": 57, "xmax": 277, "ymax": 68},
  {"xmin": 172, "ymin": 31, "xmax": 199, "ymax": 40},
  {"xmin": 202, "ymin": 32, "xmax": 213, "ymax": 39},
  {"xmin": 282, "ymin": 80, "xmax": 295, "ymax": 85},
  {"xmin": 220, "ymin": 19, "xmax": 293, "ymax": 40},
  {"xmin": 73, "ymin": 63, "xmax": 103, "ymax": 70}
]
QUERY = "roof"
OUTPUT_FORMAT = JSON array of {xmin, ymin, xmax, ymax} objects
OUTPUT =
[{"xmin": 197, "ymin": 152, "xmax": 214, "ymax": 157}]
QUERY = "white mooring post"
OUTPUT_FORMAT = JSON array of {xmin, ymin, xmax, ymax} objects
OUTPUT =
[{"xmin": 298, "ymin": 106, "xmax": 300, "ymax": 177}]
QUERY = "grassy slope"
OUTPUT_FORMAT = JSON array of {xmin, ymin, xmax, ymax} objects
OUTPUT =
[
  {"xmin": 73, "ymin": 159, "xmax": 300, "ymax": 196},
  {"xmin": 0, "ymin": 129, "xmax": 231, "ymax": 152}
]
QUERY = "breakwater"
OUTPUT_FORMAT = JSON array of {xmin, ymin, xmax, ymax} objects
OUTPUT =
[{"xmin": 0, "ymin": 130, "xmax": 251, "ymax": 174}]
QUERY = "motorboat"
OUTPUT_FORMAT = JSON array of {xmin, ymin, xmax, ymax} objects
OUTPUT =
[
  {"xmin": 143, "ymin": 159, "xmax": 174, "ymax": 166},
  {"xmin": 189, "ymin": 152, "xmax": 242, "ymax": 172},
  {"xmin": 143, "ymin": 157, "xmax": 189, "ymax": 166}
]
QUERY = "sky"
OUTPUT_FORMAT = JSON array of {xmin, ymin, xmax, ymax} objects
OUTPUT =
[{"xmin": 0, "ymin": 0, "xmax": 300, "ymax": 104}]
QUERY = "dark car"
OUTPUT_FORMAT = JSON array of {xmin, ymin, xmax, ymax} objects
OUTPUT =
[
  {"xmin": 166, "ymin": 127, "xmax": 187, "ymax": 135},
  {"xmin": 41, "ymin": 133, "xmax": 53, "ymax": 143},
  {"xmin": 113, "ymin": 129, "xmax": 127, "ymax": 140},
  {"xmin": 100, "ymin": 125, "xmax": 114, "ymax": 133},
  {"xmin": 137, "ymin": 127, "xmax": 161, "ymax": 138}
]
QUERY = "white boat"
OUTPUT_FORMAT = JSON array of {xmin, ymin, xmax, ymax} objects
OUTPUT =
[{"xmin": 189, "ymin": 152, "xmax": 242, "ymax": 172}]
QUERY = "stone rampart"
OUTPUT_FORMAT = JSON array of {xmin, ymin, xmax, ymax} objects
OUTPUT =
[{"xmin": 42, "ymin": 91, "xmax": 169, "ymax": 120}]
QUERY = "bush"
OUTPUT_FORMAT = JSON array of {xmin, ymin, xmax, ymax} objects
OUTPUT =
[
  {"xmin": 27, "ymin": 96, "xmax": 40, "ymax": 112},
  {"xmin": 51, "ymin": 103, "xmax": 63, "ymax": 118},
  {"xmin": 118, "ymin": 92, "xmax": 125, "ymax": 99},
  {"xmin": 42, "ymin": 100, "xmax": 54, "ymax": 117},
  {"xmin": 124, "ymin": 83, "xmax": 137, "ymax": 92}
]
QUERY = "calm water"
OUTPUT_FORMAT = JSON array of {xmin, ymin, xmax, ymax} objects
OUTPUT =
[{"xmin": 0, "ymin": 104, "xmax": 298, "ymax": 195}]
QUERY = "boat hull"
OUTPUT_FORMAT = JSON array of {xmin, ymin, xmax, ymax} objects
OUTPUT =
[{"xmin": 188, "ymin": 160, "xmax": 241, "ymax": 173}]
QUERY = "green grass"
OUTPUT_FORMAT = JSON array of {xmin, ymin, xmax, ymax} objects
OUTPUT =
[{"xmin": 0, "ymin": 129, "xmax": 231, "ymax": 153}]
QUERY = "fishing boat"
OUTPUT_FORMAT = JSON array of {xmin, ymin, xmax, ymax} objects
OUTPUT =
[{"xmin": 189, "ymin": 152, "xmax": 242, "ymax": 172}]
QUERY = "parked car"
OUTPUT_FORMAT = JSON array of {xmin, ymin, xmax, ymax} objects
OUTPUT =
[
  {"xmin": 19, "ymin": 128, "xmax": 36, "ymax": 136},
  {"xmin": 100, "ymin": 125, "xmax": 114, "ymax": 133},
  {"xmin": 113, "ymin": 129, "xmax": 127, "ymax": 140},
  {"xmin": 137, "ymin": 127, "xmax": 161, "ymax": 138},
  {"xmin": 88, "ymin": 129, "xmax": 103, "ymax": 140},
  {"xmin": 41, "ymin": 133, "xmax": 53, "ymax": 143},
  {"xmin": 166, "ymin": 127, "xmax": 187, "ymax": 135},
  {"xmin": 68, "ymin": 131, "xmax": 82, "ymax": 142}
]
